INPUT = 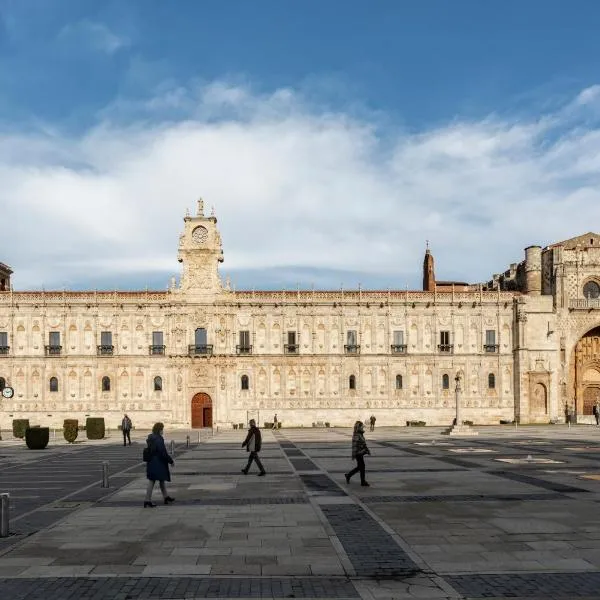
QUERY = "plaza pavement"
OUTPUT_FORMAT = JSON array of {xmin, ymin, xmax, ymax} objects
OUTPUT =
[{"xmin": 2, "ymin": 425, "xmax": 600, "ymax": 598}]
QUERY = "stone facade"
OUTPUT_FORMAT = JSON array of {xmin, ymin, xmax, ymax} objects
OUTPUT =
[{"xmin": 1, "ymin": 202, "xmax": 600, "ymax": 430}]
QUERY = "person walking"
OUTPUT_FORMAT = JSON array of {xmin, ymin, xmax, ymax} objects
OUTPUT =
[
  {"xmin": 594, "ymin": 401, "xmax": 600, "ymax": 426},
  {"xmin": 144, "ymin": 422, "xmax": 175, "ymax": 507},
  {"xmin": 241, "ymin": 419, "xmax": 266, "ymax": 476},
  {"xmin": 369, "ymin": 414, "xmax": 376, "ymax": 432},
  {"xmin": 273, "ymin": 414, "xmax": 278, "ymax": 430},
  {"xmin": 121, "ymin": 413, "xmax": 132, "ymax": 446},
  {"xmin": 345, "ymin": 421, "xmax": 370, "ymax": 487}
]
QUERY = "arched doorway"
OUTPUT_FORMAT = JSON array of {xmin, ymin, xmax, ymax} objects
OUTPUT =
[
  {"xmin": 570, "ymin": 326, "xmax": 600, "ymax": 416},
  {"xmin": 531, "ymin": 383, "xmax": 547, "ymax": 414},
  {"xmin": 191, "ymin": 392, "xmax": 212, "ymax": 428}
]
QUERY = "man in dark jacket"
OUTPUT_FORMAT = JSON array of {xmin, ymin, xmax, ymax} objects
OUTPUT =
[
  {"xmin": 241, "ymin": 419, "xmax": 266, "ymax": 476},
  {"xmin": 121, "ymin": 414, "xmax": 132, "ymax": 446}
]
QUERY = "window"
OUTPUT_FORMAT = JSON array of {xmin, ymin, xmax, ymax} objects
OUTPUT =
[
  {"xmin": 488, "ymin": 373, "xmax": 496, "ymax": 389},
  {"xmin": 49, "ymin": 331, "xmax": 60, "ymax": 346},
  {"xmin": 345, "ymin": 330, "xmax": 359, "ymax": 353},
  {"xmin": 349, "ymin": 375, "xmax": 356, "ymax": 390},
  {"xmin": 99, "ymin": 331, "xmax": 113, "ymax": 355},
  {"xmin": 241, "ymin": 374, "xmax": 249, "ymax": 390},
  {"xmin": 395, "ymin": 374, "xmax": 403, "ymax": 390},
  {"xmin": 151, "ymin": 331, "xmax": 165, "ymax": 354},
  {"xmin": 584, "ymin": 281, "xmax": 600, "ymax": 299},
  {"xmin": 238, "ymin": 330, "xmax": 252, "ymax": 354},
  {"xmin": 485, "ymin": 330, "xmax": 498, "ymax": 352},
  {"xmin": 195, "ymin": 328, "xmax": 207, "ymax": 346},
  {"xmin": 190, "ymin": 328, "xmax": 212, "ymax": 356},
  {"xmin": 49, "ymin": 377, "xmax": 59, "ymax": 392},
  {"xmin": 442, "ymin": 374, "xmax": 450, "ymax": 389},
  {"xmin": 439, "ymin": 331, "xmax": 452, "ymax": 352},
  {"xmin": 393, "ymin": 330, "xmax": 404, "ymax": 345},
  {"xmin": 0, "ymin": 331, "xmax": 7, "ymax": 353},
  {"xmin": 0, "ymin": 377, "xmax": 5, "ymax": 391},
  {"xmin": 102, "ymin": 376, "xmax": 111, "ymax": 392},
  {"xmin": 285, "ymin": 331, "xmax": 298, "ymax": 354},
  {"xmin": 154, "ymin": 376, "xmax": 163, "ymax": 391}
]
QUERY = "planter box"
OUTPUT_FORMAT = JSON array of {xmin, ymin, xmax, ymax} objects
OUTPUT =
[{"xmin": 26, "ymin": 427, "xmax": 49, "ymax": 449}]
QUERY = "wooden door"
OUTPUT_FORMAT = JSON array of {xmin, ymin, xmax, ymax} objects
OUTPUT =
[
  {"xmin": 191, "ymin": 392, "xmax": 212, "ymax": 428},
  {"xmin": 583, "ymin": 387, "xmax": 600, "ymax": 415}
]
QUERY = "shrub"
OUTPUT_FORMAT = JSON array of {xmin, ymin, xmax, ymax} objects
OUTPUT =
[
  {"xmin": 277, "ymin": 422, "xmax": 282, "ymax": 429},
  {"xmin": 86, "ymin": 417, "xmax": 105, "ymax": 440},
  {"xmin": 463, "ymin": 420, "xmax": 474, "ymax": 426},
  {"xmin": 25, "ymin": 426, "xmax": 49, "ymax": 449},
  {"xmin": 264, "ymin": 422, "xmax": 273, "ymax": 429},
  {"xmin": 238, "ymin": 423, "xmax": 244, "ymax": 429},
  {"xmin": 233, "ymin": 423, "xmax": 238, "ymax": 430},
  {"xmin": 12, "ymin": 419, "xmax": 29, "ymax": 439},
  {"xmin": 406, "ymin": 420, "xmax": 426, "ymax": 427},
  {"xmin": 63, "ymin": 419, "xmax": 78, "ymax": 443}
]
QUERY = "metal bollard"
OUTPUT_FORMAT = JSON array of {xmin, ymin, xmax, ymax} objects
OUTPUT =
[
  {"xmin": 101, "ymin": 461, "xmax": 110, "ymax": 488},
  {"xmin": 186, "ymin": 435, "xmax": 190, "ymax": 448},
  {"xmin": 170, "ymin": 440, "xmax": 175, "ymax": 454},
  {"xmin": 0, "ymin": 493, "xmax": 9, "ymax": 538}
]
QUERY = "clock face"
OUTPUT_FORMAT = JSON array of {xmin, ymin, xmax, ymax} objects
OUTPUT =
[
  {"xmin": 2, "ymin": 386, "xmax": 14, "ymax": 399},
  {"xmin": 192, "ymin": 226, "xmax": 208, "ymax": 245}
]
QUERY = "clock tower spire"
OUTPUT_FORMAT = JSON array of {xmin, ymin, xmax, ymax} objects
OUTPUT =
[{"xmin": 177, "ymin": 198, "xmax": 224, "ymax": 294}]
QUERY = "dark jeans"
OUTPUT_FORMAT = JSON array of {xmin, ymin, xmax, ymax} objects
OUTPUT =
[
  {"xmin": 347, "ymin": 454, "xmax": 366, "ymax": 483},
  {"xmin": 123, "ymin": 430, "xmax": 131, "ymax": 445},
  {"xmin": 244, "ymin": 451, "xmax": 265, "ymax": 473},
  {"xmin": 595, "ymin": 414, "xmax": 599, "ymax": 426}
]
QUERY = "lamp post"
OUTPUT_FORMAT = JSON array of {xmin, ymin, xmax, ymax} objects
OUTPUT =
[{"xmin": 454, "ymin": 373, "xmax": 462, "ymax": 427}]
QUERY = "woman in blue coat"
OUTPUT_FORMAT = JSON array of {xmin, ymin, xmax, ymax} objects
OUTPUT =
[{"xmin": 144, "ymin": 422, "xmax": 175, "ymax": 507}]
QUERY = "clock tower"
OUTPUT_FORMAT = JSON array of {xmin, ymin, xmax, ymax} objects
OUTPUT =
[{"xmin": 177, "ymin": 199, "xmax": 224, "ymax": 294}]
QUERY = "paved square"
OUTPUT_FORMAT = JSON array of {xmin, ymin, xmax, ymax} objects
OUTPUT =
[{"xmin": 2, "ymin": 425, "xmax": 600, "ymax": 598}]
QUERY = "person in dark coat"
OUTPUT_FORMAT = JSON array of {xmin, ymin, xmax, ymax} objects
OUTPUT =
[
  {"xmin": 144, "ymin": 422, "xmax": 175, "ymax": 507},
  {"xmin": 121, "ymin": 414, "xmax": 132, "ymax": 446},
  {"xmin": 345, "ymin": 421, "xmax": 370, "ymax": 486},
  {"xmin": 241, "ymin": 419, "xmax": 266, "ymax": 476}
]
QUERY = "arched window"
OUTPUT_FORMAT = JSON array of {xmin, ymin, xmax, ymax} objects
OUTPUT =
[
  {"xmin": 49, "ymin": 377, "xmax": 58, "ymax": 392},
  {"xmin": 0, "ymin": 377, "xmax": 5, "ymax": 391},
  {"xmin": 241, "ymin": 374, "xmax": 249, "ymax": 390},
  {"xmin": 101, "ymin": 376, "xmax": 111, "ymax": 392},
  {"xmin": 488, "ymin": 373, "xmax": 496, "ymax": 389},
  {"xmin": 442, "ymin": 374, "xmax": 450, "ymax": 389},
  {"xmin": 395, "ymin": 374, "xmax": 403, "ymax": 390},
  {"xmin": 154, "ymin": 376, "xmax": 163, "ymax": 391},
  {"xmin": 583, "ymin": 281, "xmax": 600, "ymax": 299},
  {"xmin": 349, "ymin": 375, "xmax": 356, "ymax": 390}
]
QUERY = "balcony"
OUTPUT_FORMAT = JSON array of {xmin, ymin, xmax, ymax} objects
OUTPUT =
[
  {"xmin": 189, "ymin": 344, "xmax": 213, "ymax": 357},
  {"xmin": 484, "ymin": 344, "xmax": 499, "ymax": 353},
  {"xmin": 438, "ymin": 344, "xmax": 454, "ymax": 354},
  {"xmin": 569, "ymin": 298, "xmax": 600, "ymax": 310},
  {"xmin": 391, "ymin": 344, "xmax": 407, "ymax": 354},
  {"xmin": 149, "ymin": 345, "xmax": 166, "ymax": 356},
  {"xmin": 236, "ymin": 345, "xmax": 253, "ymax": 355},
  {"xmin": 284, "ymin": 344, "xmax": 299, "ymax": 355},
  {"xmin": 45, "ymin": 345, "xmax": 62, "ymax": 356},
  {"xmin": 0, "ymin": 346, "xmax": 9, "ymax": 356},
  {"xmin": 344, "ymin": 344, "xmax": 361, "ymax": 354},
  {"xmin": 97, "ymin": 345, "xmax": 114, "ymax": 356}
]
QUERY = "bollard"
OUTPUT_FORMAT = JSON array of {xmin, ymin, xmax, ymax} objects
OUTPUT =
[
  {"xmin": 0, "ymin": 493, "xmax": 9, "ymax": 538},
  {"xmin": 197, "ymin": 432, "xmax": 200, "ymax": 443},
  {"xmin": 101, "ymin": 461, "xmax": 110, "ymax": 488},
  {"xmin": 186, "ymin": 435, "xmax": 190, "ymax": 448},
  {"xmin": 170, "ymin": 440, "xmax": 175, "ymax": 454}
]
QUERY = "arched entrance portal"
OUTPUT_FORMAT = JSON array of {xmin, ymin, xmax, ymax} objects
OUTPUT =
[
  {"xmin": 191, "ymin": 393, "xmax": 212, "ymax": 428},
  {"xmin": 570, "ymin": 326, "xmax": 600, "ymax": 415}
]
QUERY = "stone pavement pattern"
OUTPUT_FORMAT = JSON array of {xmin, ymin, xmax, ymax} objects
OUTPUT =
[{"xmin": 2, "ymin": 425, "xmax": 600, "ymax": 598}]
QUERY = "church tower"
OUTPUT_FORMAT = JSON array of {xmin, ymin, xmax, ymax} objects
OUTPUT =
[
  {"xmin": 422, "ymin": 243, "xmax": 435, "ymax": 292},
  {"xmin": 177, "ymin": 199, "xmax": 224, "ymax": 294}
]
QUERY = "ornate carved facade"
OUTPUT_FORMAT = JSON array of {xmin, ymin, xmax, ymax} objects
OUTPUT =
[{"xmin": 1, "ymin": 201, "xmax": 600, "ymax": 429}]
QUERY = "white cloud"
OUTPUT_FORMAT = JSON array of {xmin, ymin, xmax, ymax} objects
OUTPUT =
[
  {"xmin": 2, "ymin": 82, "xmax": 600, "ymax": 290},
  {"xmin": 58, "ymin": 20, "xmax": 129, "ymax": 55}
]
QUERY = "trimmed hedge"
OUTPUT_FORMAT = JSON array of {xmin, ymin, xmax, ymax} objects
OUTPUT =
[
  {"xmin": 12, "ymin": 419, "xmax": 30, "ymax": 439},
  {"xmin": 406, "ymin": 420, "xmax": 426, "ymax": 427},
  {"xmin": 25, "ymin": 426, "xmax": 49, "ymax": 449},
  {"xmin": 63, "ymin": 419, "xmax": 78, "ymax": 443},
  {"xmin": 86, "ymin": 417, "xmax": 105, "ymax": 440}
]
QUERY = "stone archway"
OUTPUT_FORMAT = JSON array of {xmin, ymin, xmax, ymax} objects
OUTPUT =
[
  {"xmin": 191, "ymin": 392, "xmax": 212, "ymax": 428},
  {"xmin": 569, "ymin": 326, "xmax": 600, "ymax": 416}
]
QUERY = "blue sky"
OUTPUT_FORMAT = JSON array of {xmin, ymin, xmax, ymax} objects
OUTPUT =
[{"xmin": 2, "ymin": 1, "xmax": 600, "ymax": 290}]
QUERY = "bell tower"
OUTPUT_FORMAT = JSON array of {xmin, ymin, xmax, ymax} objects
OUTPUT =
[
  {"xmin": 422, "ymin": 243, "xmax": 435, "ymax": 292},
  {"xmin": 0, "ymin": 262, "xmax": 12, "ymax": 292},
  {"xmin": 177, "ymin": 199, "xmax": 224, "ymax": 294}
]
